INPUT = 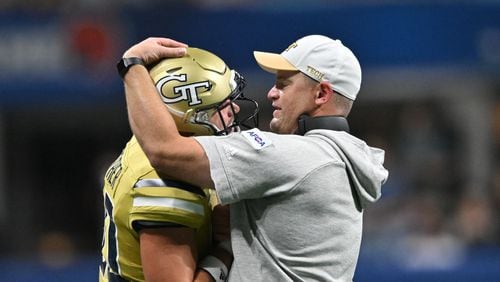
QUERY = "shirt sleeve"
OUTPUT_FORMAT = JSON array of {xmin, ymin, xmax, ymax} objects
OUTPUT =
[{"xmin": 195, "ymin": 129, "xmax": 319, "ymax": 205}]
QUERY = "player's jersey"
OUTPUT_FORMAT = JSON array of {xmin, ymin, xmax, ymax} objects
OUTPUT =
[{"xmin": 99, "ymin": 136, "xmax": 214, "ymax": 282}]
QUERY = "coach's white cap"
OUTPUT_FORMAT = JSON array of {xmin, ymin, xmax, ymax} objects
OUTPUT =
[{"xmin": 253, "ymin": 35, "xmax": 362, "ymax": 100}]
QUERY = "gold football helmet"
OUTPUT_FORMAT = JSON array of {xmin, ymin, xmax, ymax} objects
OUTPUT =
[{"xmin": 149, "ymin": 47, "xmax": 258, "ymax": 136}]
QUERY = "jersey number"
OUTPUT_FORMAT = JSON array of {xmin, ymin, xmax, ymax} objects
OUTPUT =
[{"xmin": 102, "ymin": 193, "xmax": 119, "ymax": 273}]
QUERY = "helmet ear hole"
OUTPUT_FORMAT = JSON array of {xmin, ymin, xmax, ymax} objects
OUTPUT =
[{"xmin": 197, "ymin": 111, "xmax": 210, "ymax": 122}]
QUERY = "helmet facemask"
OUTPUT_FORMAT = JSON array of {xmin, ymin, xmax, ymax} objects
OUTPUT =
[{"xmin": 193, "ymin": 70, "xmax": 259, "ymax": 136}]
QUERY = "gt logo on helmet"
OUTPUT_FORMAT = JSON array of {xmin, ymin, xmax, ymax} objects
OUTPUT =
[{"xmin": 156, "ymin": 73, "xmax": 211, "ymax": 106}]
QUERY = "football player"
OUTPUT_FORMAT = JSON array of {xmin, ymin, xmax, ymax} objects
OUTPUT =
[{"xmin": 99, "ymin": 48, "xmax": 259, "ymax": 282}]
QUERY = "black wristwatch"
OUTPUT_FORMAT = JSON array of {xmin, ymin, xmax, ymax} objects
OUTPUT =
[{"xmin": 117, "ymin": 57, "xmax": 145, "ymax": 78}]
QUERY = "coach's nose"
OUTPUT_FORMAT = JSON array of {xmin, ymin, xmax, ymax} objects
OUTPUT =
[{"xmin": 267, "ymin": 86, "xmax": 280, "ymax": 101}]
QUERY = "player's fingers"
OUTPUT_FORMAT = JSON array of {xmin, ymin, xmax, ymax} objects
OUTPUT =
[
  {"xmin": 155, "ymin": 37, "xmax": 188, "ymax": 48},
  {"xmin": 155, "ymin": 38, "xmax": 188, "ymax": 58},
  {"xmin": 158, "ymin": 46, "xmax": 187, "ymax": 58}
]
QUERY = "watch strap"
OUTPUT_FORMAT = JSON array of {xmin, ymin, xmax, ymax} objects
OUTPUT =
[{"xmin": 117, "ymin": 57, "xmax": 145, "ymax": 78}]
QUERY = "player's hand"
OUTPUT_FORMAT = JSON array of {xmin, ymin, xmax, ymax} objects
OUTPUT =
[
  {"xmin": 212, "ymin": 204, "xmax": 230, "ymax": 243},
  {"xmin": 123, "ymin": 37, "xmax": 188, "ymax": 65}
]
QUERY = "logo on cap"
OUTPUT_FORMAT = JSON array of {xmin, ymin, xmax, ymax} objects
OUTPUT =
[
  {"xmin": 284, "ymin": 42, "xmax": 298, "ymax": 52},
  {"xmin": 305, "ymin": 66, "xmax": 324, "ymax": 81}
]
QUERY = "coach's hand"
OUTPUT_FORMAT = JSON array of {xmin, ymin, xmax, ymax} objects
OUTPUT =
[{"xmin": 123, "ymin": 37, "xmax": 188, "ymax": 65}]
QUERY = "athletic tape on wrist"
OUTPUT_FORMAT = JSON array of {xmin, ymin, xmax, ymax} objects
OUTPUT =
[{"xmin": 199, "ymin": 255, "xmax": 228, "ymax": 282}]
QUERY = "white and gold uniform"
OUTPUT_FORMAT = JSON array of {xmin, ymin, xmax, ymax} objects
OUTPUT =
[{"xmin": 99, "ymin": 137, "xmax": 214, "ymax": 282}]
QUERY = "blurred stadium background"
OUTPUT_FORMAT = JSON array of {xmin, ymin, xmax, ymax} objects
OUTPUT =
[{"xmin": 0, "ymin": 0, "xmax": 499, "ymax": 281}]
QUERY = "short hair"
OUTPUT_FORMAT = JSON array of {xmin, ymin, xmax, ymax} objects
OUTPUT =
[
  {"xmin": 302, "ymin": 73, "xmax": 354, "ymax": 117},
  {"xmin": 333, "ymin": 91, "xmax": 353, "ymax": 117}
]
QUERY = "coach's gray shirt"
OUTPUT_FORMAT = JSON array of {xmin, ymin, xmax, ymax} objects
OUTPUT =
[{"xmin": 195, "ymin": 129, "xmax": 388, "ymax": 282}]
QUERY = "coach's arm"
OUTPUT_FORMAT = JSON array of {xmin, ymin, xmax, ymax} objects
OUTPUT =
[{"xmin": 121, "ymin": 37, "xmax": 214, "ymax": 189}]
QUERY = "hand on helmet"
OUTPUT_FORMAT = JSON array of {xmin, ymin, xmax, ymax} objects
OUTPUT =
[{"xmin": 123, "ymin": 37, "xmax": 188, "ymax": 65}]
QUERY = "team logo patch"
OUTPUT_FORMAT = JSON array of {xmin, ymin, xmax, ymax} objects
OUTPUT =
[{"xmin": 242, "ymin": 129, "xmax": 272, "ymax": 150}]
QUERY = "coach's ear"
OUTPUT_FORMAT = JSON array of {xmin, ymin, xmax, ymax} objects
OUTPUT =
[{"xmin": 315, "ymin": 81, "xmax": 333, "ymax": 105}]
